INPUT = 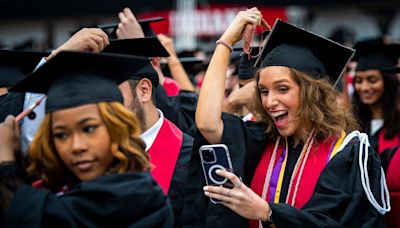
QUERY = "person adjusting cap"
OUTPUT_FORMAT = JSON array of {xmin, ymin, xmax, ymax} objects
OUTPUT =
[{"xmin": 10, "ymin": 51, "xmax": 148, "ymax": 113}]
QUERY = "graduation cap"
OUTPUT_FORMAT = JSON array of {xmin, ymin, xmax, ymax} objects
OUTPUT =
[
  {"xmin": 381, "ymin": 66, "xmax": 400, "ymax": 73},
  {"xmin": 0, "ymin": 50, "xmax": 50, "ymax": 87},
  {"xmin": 97, "ymin": 17, "xmax": 164, "ymax": 39},
  {"xmin": 11, "ymin": 51, "xmax": 148, "ymax": 113},
  {"xmin": 353, "ymin": 39, "xmax": 400, "ymax": 71},
  {"xmin": 101, "ymin": 37, "xmax": 168, "ymax": 87},
  {"xmin": 237, "ymin": 47, "xmax": 262, "ymax": 80},
  {"xmin": 257, "ymin": 19, "xmax": 355, "ymax": 85},
  {"xmin": 133, "ymin": 63, "xmax": 159, "ymax": 87},
  {"xmin": 102, "ymin": 37, "xmax": 170, "ymax": 57}
]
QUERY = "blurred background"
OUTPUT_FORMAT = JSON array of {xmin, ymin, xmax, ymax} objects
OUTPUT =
[{"xmin": 1, "ymin": 0, "xmax": 399, "ymax": 52}]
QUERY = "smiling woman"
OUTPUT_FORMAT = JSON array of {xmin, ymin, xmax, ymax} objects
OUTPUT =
[
  {"xmin": 183, "ymin": 8, "xmax": 389, "ymax": 228},
  {"xmin": 0, "ymin": 52, "xmax": 173, "ymax": 227},
  {"xmin": 352, "ymin": 40, "xmax": 400, "ymax": 154},
  {"xmin": 352, "ymin": 41, "xmax": 400, "ymax": 228}
]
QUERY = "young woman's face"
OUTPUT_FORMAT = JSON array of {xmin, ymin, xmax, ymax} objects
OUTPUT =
[
  {"xmin": 258, "ymin": 66, "xmax": 301, "ymax": 138},
  {"xmin": 354, "ymin": 70, "xmax": 384, "ymax": 106},
  {"xmin": 52, "ymin": 103, "xmax": 113, "ymax": 181}
]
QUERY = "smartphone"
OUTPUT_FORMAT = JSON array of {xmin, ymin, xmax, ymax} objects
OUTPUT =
[{"xmin": 199, "ymin": 144, "xmax": 234, "ymax": 204}]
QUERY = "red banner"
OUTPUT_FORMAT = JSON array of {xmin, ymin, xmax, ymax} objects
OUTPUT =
[{"xmin": 137, "ymin": 5, "xmax": 287, "ymax": 37}]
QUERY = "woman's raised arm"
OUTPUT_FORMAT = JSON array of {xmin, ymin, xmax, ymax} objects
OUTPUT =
[{"xmin": 195, "ymin": 8, "xmax": 262, "ymax": 144}]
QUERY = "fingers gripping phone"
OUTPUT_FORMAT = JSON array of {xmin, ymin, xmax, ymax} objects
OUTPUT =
[{"xmin": 199, "ymin": 144, "xmax": 234, "ymax": 204}]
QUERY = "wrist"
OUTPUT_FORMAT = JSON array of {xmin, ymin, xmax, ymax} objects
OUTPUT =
[
  {"xmin": 216, "ymin": 39, "xmax": 233, "ymax": 52},
  {"xmin": 45, "ymin": 49, "xmax": 59, "ymax": 61},
  {"xmin": 219, "ymin": 34, "xmax": 236, "ymax": 47},
  {"xmin": 227, "ymin": 95, "xmax": 240, "ymax": 111},
  {"xmin": 259, "ymin": 201, "xmax": 272, "ymax": 222},
  {"xmin": 167, "ymin": 57, "xmax": 181, "ymax": 67},
  {"xmin": 0, "ymin": 147, "xmax": 15, "ymax": 163},
  {"xmin": 167, "ymin": 54, "xmax": 179, "ymax": 62}
]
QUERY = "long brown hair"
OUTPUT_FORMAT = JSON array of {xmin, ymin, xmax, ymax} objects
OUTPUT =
[
  {"xmin": 253, "ymin": 67, "xmax": 359, "ymax": 142},
  {"xmin": 352, "ymin": 71, "xmax": 400, "ymax": 138},
  {"xmin": 27, "ymin": 101, "xmax": 150, "ymax": 191}
]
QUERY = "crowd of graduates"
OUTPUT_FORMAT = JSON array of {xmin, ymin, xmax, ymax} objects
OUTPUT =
[{"xmin": 0, "ymin": 6, "xmax": 399, "ymax": 228}]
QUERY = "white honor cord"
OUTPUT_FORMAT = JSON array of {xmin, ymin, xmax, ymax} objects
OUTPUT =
[{"xmin": 336, "ymin": 131, "xmax": 391, "ymax": 215}]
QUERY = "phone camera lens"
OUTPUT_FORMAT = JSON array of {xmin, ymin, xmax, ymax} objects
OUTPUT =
[{"xmin": 202, "ymin": 149, "xmax": 216, "ymax": 162}]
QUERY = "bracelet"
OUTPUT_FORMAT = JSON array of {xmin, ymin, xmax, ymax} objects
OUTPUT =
[
  {"xmin": 216, "ymin": 39, "xmax": 233, "ymax": 52},
  {"xmin": 45, "ymin": 49, "xmax": 57, "ymax": 61}
]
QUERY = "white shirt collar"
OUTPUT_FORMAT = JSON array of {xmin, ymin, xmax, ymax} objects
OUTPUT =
[
  {"xmin": 370, "ymin": 119, "xmax": 384, "ymax": 136},
  {"xmin": 140, "ymin": 109, "xmax": 164, "ymax": 151}
]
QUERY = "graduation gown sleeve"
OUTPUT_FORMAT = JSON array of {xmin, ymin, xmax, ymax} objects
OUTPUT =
[
  {"xmin": 265, "ymin": 137, "xmax": 385, "ymax": 228},
  {"xmin": 0, "ymin": 92, "xmax": 25, "ymax": 122},
  {"xmin": 155, "ymin": 85, "xmax": 198, "ymax": 136},
  {"xmin": 5, "ymin": 172, "xmax": 174, "ymax": 228},
  {"xmin": 0, "ymin": 162, "xmax": 31, "ymax": 224},
  {"xmin": 181, "ymin": 113, "xmax": 266, "ymax": 228},
  {"xmin": 169, "ymin": 133, "xmax": 194, "ymax": 227}
]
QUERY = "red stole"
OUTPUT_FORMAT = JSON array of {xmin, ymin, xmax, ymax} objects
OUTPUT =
[
  {"xmin": 386, "ymin": 147, "xmax": 400, "ymax": 228},
  {"xmin": 378, "ymin": 128, "xmax": 400, "ymax": 154},
  {"xmin": 249, "ymin": 136, "xmax": 338, "ymax": 228},
  {"xmin": 32, "ymin": 179, "xmax": 71, "ymax": 194},
  {"xmin": 148, "ymin": 118, "xmax": 183, "ymax": 195}
]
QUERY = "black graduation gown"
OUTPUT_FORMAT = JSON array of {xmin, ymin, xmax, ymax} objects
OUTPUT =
[
  {"xmin": 181, "ymin": 113, "xmax": 266, "ymax": 228},
  {"xmin": 0, "ymin": 92, "xmax": 24, "ymax": 122},
  {"xmin": 168, "ymin": 133, "xmax": 194, "ymax": 227},
  {"xmin": 369, "ymin": 128, "xmax": 380, "ymax": 152},
  {"xmin": 181, "ymin": 112, "xmax": 385, "ymax": 227},
  {"xmin": 1, "ymin": 165, "xmax": 174, "ymax": 228},
  {"xmin": 155, "ymin": 85, "xmax": 197, "ymax": 136}
]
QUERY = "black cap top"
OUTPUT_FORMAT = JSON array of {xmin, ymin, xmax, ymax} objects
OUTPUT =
[
  {"xmin": 103, "ymin": 37, "xmax": 170, "ymax": 57},
  {"xmin": 11, "ymin": 51, "xmax": 148, "ymax": 113},
  {"xmin": 0, "ymin": 50, "xmax": 50, "ymax": 87},
  {"xmin": 238, "ymin": 47, "xmax": 262, "ymax": 80},
  {"xmin": 97, "ymin": 17, "xmax": 164, "ymax": 39},
  {"xmin": 353, "ymin": 39, "xmax": 400, "ymax": 71},
  {"xmin": 257, "ymin": 19, "xmax": 355, "ymax": 84},
  {"xmin": 138, "ymin": 17, "xmax": 164, "ymax": 37}
]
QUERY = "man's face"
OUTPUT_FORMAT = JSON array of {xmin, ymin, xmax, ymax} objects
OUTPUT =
[{"xmin": 118, "ymin": 80, "xmax": 146, "ymax": 131}]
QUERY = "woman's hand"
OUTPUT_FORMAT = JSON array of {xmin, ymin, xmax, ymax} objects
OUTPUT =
[
  {"xmin": 203, "ymin": 169, "xmax": 271, "ymax": 221},
  {"xmin": 116, "ymin": 7, "xmax": 145, "ymax": 39},
  {"xmin": 157, "ymin": 34, "xmax": 178, "ymax": 58},
  {"xmin": 47, "ymin": 28, "xmax": 109, "ymax": 61},
  {"xmin": 0, "ymin": 115, "xmax": 20, "ymax": 162},
  {"xmin": 219, "ymin": 7, "xmax": 262, "ymax": 46}
]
